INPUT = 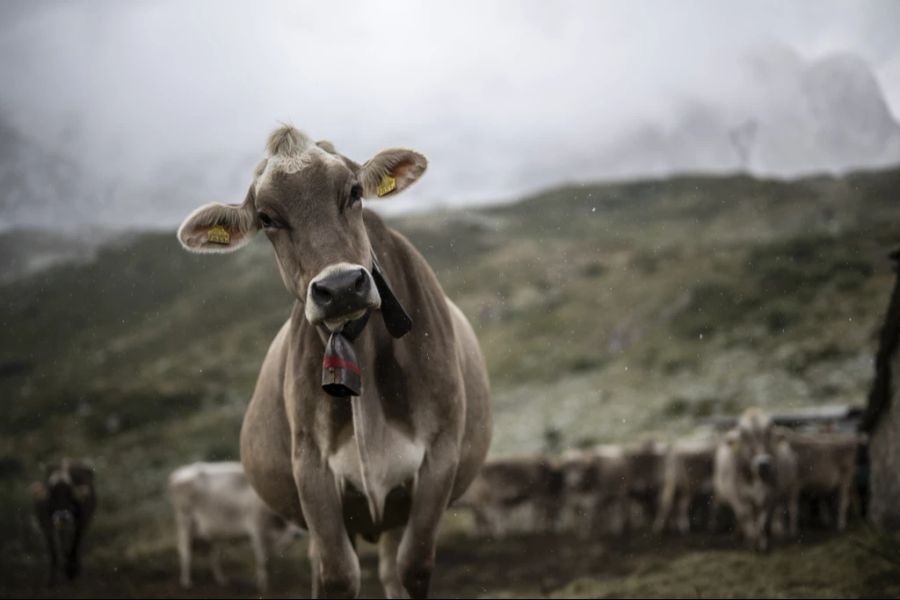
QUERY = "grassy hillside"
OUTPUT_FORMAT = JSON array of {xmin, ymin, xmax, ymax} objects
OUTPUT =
[{"xmin": 1, "ymin": 167, "xmax": 899, "ymax": 595}]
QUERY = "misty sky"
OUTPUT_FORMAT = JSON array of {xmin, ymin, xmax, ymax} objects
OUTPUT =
[{"xmin": 1, "ymin": 0, "xmax": 899, "ymax": 223}]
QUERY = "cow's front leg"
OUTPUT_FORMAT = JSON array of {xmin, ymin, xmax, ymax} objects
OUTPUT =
[
  {"xmin": 754, "ymin": 506, "xmax": 773, "ymax": 552},
  {"xmin": 837, "ymin": 479, "xmax": 851, "ymax": 531},
  {"xmin": 653, "ymin": 481, "xmax": 675, "ymax": 533},
  {"xmin": 732, "ymin": 500, "xmax": 756, "ymax": 547},
  {"xmin": 398, "ymin": 434, "xmax": 458, "ymax": 598},
  {"xmin": 676, "ymin": 492, "xmax": 692, "ymax": 534},
  {"xmin": 39, "ymin": 517, "xmax": 59, "ymax": 586},
  {"xmin": 378, "ymin": 527, "xmax": 408, "ymax": 599},
  {"xmin": 787, "ymin": 489, "xmax": 799, "ymax": 537},
  {"xmin": 248, "ymin": 527, "xmax": 270, "ymax": 593},
  {"xmin": 293, "ymin": 448, "xmax": 359, "ymax": 599}
]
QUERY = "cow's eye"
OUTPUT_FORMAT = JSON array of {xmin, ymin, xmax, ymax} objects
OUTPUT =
[
  {"xmin": 257, "ymin": 212, "xmax": 279, "ymax": 229},
  {"xmin": 348, "ymin": 184, "xmax": 363, "ymax": 207}
]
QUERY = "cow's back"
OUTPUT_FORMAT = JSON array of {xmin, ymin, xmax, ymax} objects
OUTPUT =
[
  {"xmin": 625, "ymin": 441, "xmax": 667, "ymax": 497},
  {"xmin": 671, "ymin": 443, "xmax": 715, "ymax": 492},
  {"xmin": 169, "ymin": 462, "xmax": 268, "ymax": 539},
  {"xmin": 790, "ymin": 433, "xmax": 858, "ymax": 491}
]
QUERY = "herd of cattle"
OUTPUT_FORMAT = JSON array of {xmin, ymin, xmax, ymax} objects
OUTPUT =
[
  {"xmin": 29, "ymin": 408, "xmax": 860, "ymax": 590},
  {"xmin": 462, "ymin": 408, "xmax": 861, "ymax": 552}
]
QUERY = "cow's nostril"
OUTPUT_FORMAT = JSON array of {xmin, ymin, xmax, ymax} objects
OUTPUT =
[
  {"xmin": 354, "ymin": 270, "xmax": 367, "ymax": 294},
  {"xmin": 311, "ymin": 282, "xmax": 332, "ymax": 306}
]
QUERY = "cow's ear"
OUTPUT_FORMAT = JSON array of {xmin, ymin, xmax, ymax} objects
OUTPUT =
[
  {"xmin": 29, "ymin": 481, "xmax": 48, "ymax": 501},
  {"xmin": 177, "ymin": 197, "xmax": 257, "ymax": 253},
  {"xmin": 359, "ymin": 149, "xmax": 427, "ymax": 199},
  {"xmin": 73, "ymin": 484, "xmax": 92, "ymax": 502},
  {"xmin": 772, "ymin": 426, "xmax": 788, "ymax": 444}
]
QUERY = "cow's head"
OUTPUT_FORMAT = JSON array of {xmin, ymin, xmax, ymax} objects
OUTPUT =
[
  {"xmin": 177, "ymin": 126, "xmax": 426, "ymax": 332},
  {"xmin": 560, "ymin": 450, "xmax": 596, "ymax": 492},
  {"xmin": 726, "ymin": 409, "xmax": 777, "ymax": 505},
  {"xmin": 38, "ymin": 461, "xmax": 92, "ymax": 527}
]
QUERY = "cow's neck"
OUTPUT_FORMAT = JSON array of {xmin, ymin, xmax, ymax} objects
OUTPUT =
[
  {"xmin": 348, "ymin": 323, "xmax": 424, "ymax": 524},
  {"xmin": 292, "ymin": 295, "xmax": 423, "ymax": 526}
]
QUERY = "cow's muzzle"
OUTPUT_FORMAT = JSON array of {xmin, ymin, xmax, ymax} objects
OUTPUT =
[
  {"xmin": 52, "ymin": 509, "xmax": 74, "ymax": 529},
  {"xmin": 752, "ymin": 454, "xmax": 775, "ymax": 485},
  {"xmin": 305, "ymin": 263, "xmax": 381, "ymax": 331},
  {"xmin": 315, "ymin": 252, "xmax": 413, "ymax": 398}
]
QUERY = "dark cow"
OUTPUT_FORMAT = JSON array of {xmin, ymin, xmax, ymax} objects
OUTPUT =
[
  {"xmin": 623, "ymin": 439, "xmax": 668, "ymax": 529},
  {"xmin": 30, "ymin": 459, "xmax": 96, "ymax": 583},
  {"xmin": 557, "ymin": 446, "xmax": 629, "ymax": 536}
]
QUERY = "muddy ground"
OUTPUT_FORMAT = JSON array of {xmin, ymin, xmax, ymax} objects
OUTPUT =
[{"xmin": 5, "ymin": 526, "xmax": 900, "ymax": 599}]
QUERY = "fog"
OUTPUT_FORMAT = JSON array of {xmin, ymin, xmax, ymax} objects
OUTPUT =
[{"xmin": 1, "ymin": 0, "xmax": 899, "ymax": 227}]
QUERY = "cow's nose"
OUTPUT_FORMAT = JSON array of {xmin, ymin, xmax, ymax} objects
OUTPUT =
[
  {"xmin": 753, "ymin": 455, "xmax": 775, "ymax": 483},
  {"xmin": 310, "ymin": 268, "xmax": 371, "ymax": 315}
]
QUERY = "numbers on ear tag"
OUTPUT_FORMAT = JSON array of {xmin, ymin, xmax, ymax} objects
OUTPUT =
[
  {"xmin": 207, "ymin": 225, "xmax": 231, "ymax": 245},
  {"xmin": 376, "ymin": 175, "xmax": 397, "ymax": 197}
]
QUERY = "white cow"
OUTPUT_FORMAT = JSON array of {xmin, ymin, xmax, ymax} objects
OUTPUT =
[
  {"xmin": 713, "ymin": 410, "xmax": 780, "ymax": 552},
  {"xmin": 653, "ymin": 441, "xmax": 715, "ymax": 534},
  {"xmin": 168, "ymin": 461, "xmax": 298, "ymax": 591}
]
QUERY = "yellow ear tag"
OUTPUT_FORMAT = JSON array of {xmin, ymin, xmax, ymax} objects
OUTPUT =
[
  {"xmin": 207, "ymin": 225, "xmax": 231, "ymax": 245},
  {"xmin": 376, "ymin": 174, "xmax": 397, "ymax": 197}
]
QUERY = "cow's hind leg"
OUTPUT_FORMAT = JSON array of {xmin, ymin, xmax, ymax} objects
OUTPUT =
[
  {"xmin": 788, "ymin": 489, "xmax": 799, "ymax": 537},
  {"xmin": 39, "ymin": 517, "xmax": 59, "ymax": 586},
  {"xmin": 654, "ymin": 482, "xmax": 675, "ymax": 534},
  {"xmin": 378, "ymin": 528, "xmax": 408, "ymax": 599},
  {"xmin": 612, "ymin": 493, "xmax": 628, "ymax": 536},
  {"xmin": 707, "ymin": 496, "xmax": 719, "ymax": 533},
  {"xmin": 837, "ymin": 481, "xmax": 852, "ymax": 531},
  {"xmin": 174, "ymin": 513, "xmax": 193, "ymax": 588},
  {"xmin": 249, "ymin": 528, "xmax": 270, "ymax": 593},
  {"xmin": 64, "ymin": 522, "xmax": 85, "ymax": 580},
  {"xmin": 210, "ymin": 543, "xmax": 228, "ymax": 587},
  {"xmin": 676, "ymin": 491, "xmax": 692, "ymax": 534}
]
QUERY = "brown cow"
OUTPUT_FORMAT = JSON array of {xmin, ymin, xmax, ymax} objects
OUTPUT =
[
  {"xmin": 622, "ymin": 439, "xmax": 668, "ymax": 529},
  {"xmin": 558, "ymin": 446, "xmax": 629, "ymax": 536},
  {"xmin": 460, "ymin": 455, "xmax": 562, "ymax": 537},
  {"xmin": 177, "ymin": 126, "xmax": 492, "ymax": 598},
  {"xmin": 653, "ymin": 441, "xmax": 715, "ymax": 534},
  {"xmin": 788, "ymin": 432, "xmax": 858, "ymax": 531}
]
